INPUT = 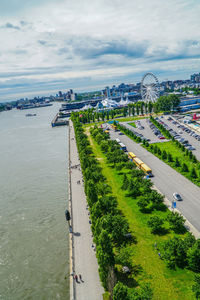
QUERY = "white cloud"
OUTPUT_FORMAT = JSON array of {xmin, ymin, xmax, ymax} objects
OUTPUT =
[{"xmin": 0, "ymin": 0, "xmax": 200, "ymax": 101}]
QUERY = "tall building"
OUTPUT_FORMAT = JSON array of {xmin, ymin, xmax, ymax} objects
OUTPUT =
[{"xmin": 105, "ymin": 86, "xmax": 111, "ymax": 98}]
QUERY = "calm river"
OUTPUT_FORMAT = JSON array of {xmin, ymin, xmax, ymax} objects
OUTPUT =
[{"xmin": 0, "ymin": 103, "xmax": 69, "ymax": 299}]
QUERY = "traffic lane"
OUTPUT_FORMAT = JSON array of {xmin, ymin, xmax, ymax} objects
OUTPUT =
[
  {"xmin": 123, "ymin": 122, "xmax": 169, "ymax": 144},
  {"xmin": 163, "ymin": 117, "xmax": 200, "ymax": 160},
  {"xmin": 110, "ymin": 129, "xmax": 200, "ymax": 232}
]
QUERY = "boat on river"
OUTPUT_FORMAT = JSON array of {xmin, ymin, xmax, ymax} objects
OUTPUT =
[{"xmin": 25, "ymin": 113, "xmax": 37, "ymax": 117}]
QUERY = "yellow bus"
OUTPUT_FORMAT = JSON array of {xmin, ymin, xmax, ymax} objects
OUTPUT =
[
  {"xmin": 111, "ymin": 124, "xmax": 117, "ymax": 131},
  {"xmin": 128, "ymin": 152, "xmax": 137, "ymax": 161},
  {"xmin": 140, "ymin": 163, "xmax": 153, "ymax": 177},
  {"xmin": 133, "ymin": 157, "xmax": 144, "ymax": 168}
]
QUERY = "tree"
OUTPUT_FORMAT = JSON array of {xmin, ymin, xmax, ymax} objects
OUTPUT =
[
  {"xmin": 130, "ymin": 283, "xmax": 153, "ymax": 300},
  {"xmin": 162, "ymin": 150, "xmax": 167, "ymax": 160},
  {"xmin": 137, "ymin": 196, "xmax": 150, "ymax": 212},
  {"xmin": 136, "ymin": 103, "xmax": 140, "ymax": 115},
  {"xmin": 169, "ymin": 94, "xmax": 180, "ymax": 111},
  {"xmin": 187, "ymin": 240, "xmax": 200, "ymax": 272},
  {"xmin": 148, "ymin": 101, "xmax": 153, "ymax": 114},
  {"xmin": 113, "ymin": 282, "xmax": 129, "ymax": 300},
  {"xmin": 86, "ymin": 180, "xmax": 98, "ymax": 206},
  {"xmin": 182, "ymin": 163, "xmax": 189, "ymax": 172},
  {"xmin": 123, "ymin": 107, "xmax": 127, "ymax": 117},
  {"xmin": 132, "ymin": 105, "xmax": 135, "ymax": 116},
  {"xmin": 167, "ymin": 152, "xmax": 173, "ymax": 162},
  {"xmin": 175, "ymin": 157, "xmax": 180, "ymax": 167},
  {"xmin": 105, "ymin": 214, "xmax": 130, "ymax": 245},
  {"xmin": 115, "ymin": 246, "xmax": 134, "ymax": 269},
  {"xmin": 190, "ymin": 167, "xmax": 198, "ymax": 179},
  {"xmin": 162, "ymin": 236, "xmax": 189, "ymax": 269},
  {"xmin": 122, "ymin": 174, "xmax": 129, "ymax": 190},
  {"xmin": 147, "ymin": 216, "xmax": 164, "ymax": 234},
  {"xmin": 100, "ymin": 140, "xmax": 109, "ymax": 152},
  {"xmin": 167, "ymin": 212, "xmax": 186, "ymax": 233},
  {"xmin": 97, "ymin": 230, "xmax": 115, "ymax": 289},
  {"xmin": 192, "ymin": 274, "xmax": 200, "ymax": 299},
  {"xmin": 140, "ymin": 102, "xmax": 144, "ymax": 115}
]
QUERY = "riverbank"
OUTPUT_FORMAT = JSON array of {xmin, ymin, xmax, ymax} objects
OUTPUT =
[{"xmin": 68, "ymin": 120, "xmax": 104, "ymax": 300}]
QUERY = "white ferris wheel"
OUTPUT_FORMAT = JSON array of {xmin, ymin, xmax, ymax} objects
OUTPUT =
[{"xmin": 141, "ymin": 72, "xmax": 160, "ymax": 102}]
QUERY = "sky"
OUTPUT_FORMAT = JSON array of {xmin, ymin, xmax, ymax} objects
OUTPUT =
[{"xmin": 0, "ymin": 0, "xmax": 200, "ymax": 101}]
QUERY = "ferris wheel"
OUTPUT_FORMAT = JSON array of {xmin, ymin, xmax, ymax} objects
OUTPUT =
[{"xmin": 141, "ymin": 72, "xmax": 160, "ymax": 102}]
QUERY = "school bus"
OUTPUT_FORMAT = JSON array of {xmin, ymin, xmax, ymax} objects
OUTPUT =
[
  {"xmin": 131, "ymin": 156, "xmax": 153, "ymax": 177},
  {"xmin": 128, "ymin": 152, "xmax": 137, "ymax": 161},
  {"xmin": 111, "ymin": 124, "xmax": 117, "ymax": 131},
  {"xmin": 140, "ymin": 163, "xmax": 153, "ymax": 177},
  {"xmin": 133, "ymin": 157, "xmax": 144, "ymax": 168}
]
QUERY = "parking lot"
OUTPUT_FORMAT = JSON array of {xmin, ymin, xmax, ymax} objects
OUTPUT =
[
  {"xmin": 108, "ymin": 127, "xmax": 200, "ymax": 233},
  {"xmin": 122, "ymin": 119, "xmax": 169, "ymax": 144},
  {"xmin": 161, "ymin": 116, "xmax": 200, "ymax": 161}
]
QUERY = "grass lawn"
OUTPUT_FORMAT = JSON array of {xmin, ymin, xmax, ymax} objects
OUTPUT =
[
  {"xmin": 148, "ymin": 141, "xmax": 200, "ymax": 187},
  {"xmin": 128, "ymin": 122, "xmax": 136, "ymax": 128},
  {"xmin": 86, "ymin": 128, "xmax": 195, "ymax": 300},
  {"xmin": 114, "ymin": 116, "xmax": 149, "ymax": 122}
]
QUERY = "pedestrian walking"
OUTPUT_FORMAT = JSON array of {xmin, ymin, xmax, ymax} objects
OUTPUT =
[{"xmin": 79, "ymin": 274, "xmax": 82, "ymax": 281}]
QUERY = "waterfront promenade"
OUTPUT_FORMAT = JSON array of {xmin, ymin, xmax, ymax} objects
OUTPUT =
[{"xmin": 69, "ymin": 120, "xmax": 104, "ymax": 300}]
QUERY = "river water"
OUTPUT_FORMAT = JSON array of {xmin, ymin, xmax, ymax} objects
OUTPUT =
[{"xmin": 0, "ymin": 103, "xmax": 69, "ymax": 300}]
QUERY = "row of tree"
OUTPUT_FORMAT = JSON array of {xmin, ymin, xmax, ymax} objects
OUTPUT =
[
  {"xmin": 71, "ymin": 94, "xmax": 180, "ymax": 124},
  {"xmin": 89, "ymin": 125, "xmax": 154, "ymax": 299},
  {"xmin": 72, "ymin": 118, "xmax": 154, "ymax": 299}
]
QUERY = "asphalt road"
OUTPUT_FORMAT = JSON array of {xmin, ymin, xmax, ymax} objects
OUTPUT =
[
  {"xmin": 162, "ymin": 115, "xmax": 200, "ymax": 161},
  {"xmin": 110, "ymin": 126, "xmax": 200, "ymax": 233}
]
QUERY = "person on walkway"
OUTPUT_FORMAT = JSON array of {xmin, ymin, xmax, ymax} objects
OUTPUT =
[{"xmin": 79, "ymin": 274, "xmax": 82, "ymax": 282}]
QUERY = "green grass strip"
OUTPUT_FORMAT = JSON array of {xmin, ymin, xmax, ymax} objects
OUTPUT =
[{"xmin": 86, "ymin": 128, "xmax": 195, "ymax": 300}]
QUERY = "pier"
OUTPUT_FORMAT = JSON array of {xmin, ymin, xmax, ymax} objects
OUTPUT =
[{"xmin": 51, "ymin": 113, "xmax": 69, "ymax": 127}]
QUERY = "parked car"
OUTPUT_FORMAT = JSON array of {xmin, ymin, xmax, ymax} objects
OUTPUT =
[{"xmin": 173, "ymin": 193, "xmax": 182, "ymax": 201}]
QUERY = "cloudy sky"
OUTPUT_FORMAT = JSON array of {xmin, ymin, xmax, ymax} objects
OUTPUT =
[{"xmin": 0, "ymin": 0, "xmax": 200, "ymax": 101}]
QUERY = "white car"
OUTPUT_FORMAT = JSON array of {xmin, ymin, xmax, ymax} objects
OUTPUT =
[{"xmin": 173, "ymin": 193, "xmax": 182, "ymax": 201}]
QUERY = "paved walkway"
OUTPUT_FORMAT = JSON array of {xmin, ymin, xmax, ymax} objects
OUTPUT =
[{"xmin": 69, "ymin": 120, "xmax": 104, "ymax": 300}]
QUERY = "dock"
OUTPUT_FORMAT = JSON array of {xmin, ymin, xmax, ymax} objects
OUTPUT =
[{"xmin": 51, "ymin": 113, "xmax": 69, "ymax": 127}]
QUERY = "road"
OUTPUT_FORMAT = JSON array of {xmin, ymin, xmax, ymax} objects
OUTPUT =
[
  {"xmin": 110, "ymin": 125, "xmax": 200, "ymax": 233},
  {"xmin": 69, "ymin": 120, "xmax": 104, "ymax": 300}
]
